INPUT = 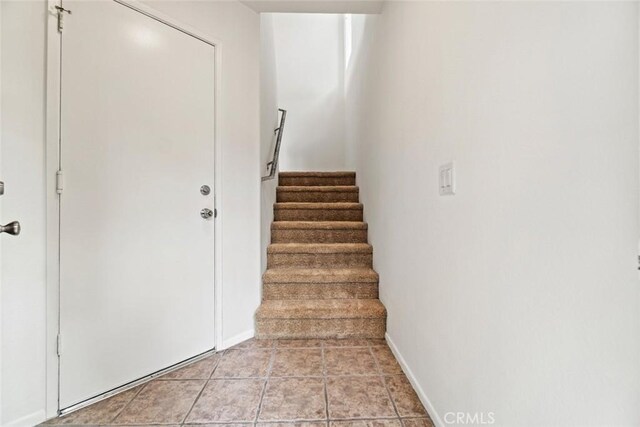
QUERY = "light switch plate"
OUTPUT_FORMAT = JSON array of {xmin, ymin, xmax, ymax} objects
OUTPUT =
[{"xmin": 439, "ymin": 162, "xmax": 455, "ymax": 196}]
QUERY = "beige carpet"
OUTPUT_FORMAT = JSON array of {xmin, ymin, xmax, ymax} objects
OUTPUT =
[{"xmin": 256, "ymin": 172, "xmax": 387, "ymax": 339}]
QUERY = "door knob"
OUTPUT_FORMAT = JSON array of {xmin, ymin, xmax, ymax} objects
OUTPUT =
[
  {"xmin": 0, "ymin": 221, "xmax": 20, "ymax": 236},
  {"xmin": 200, "ymin": 208, "xmax": 214, "ymax": 220}
]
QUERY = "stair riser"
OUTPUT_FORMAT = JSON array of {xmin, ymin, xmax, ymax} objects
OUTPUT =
[
  {"xmin": 271, "ymin": 229, "xmax": 367, "ymax": 243},
  {"xmin": 274, "ymin": 209, "xmax": 363, "ymax": 221},
  {"xmin": 256, "ymin": 317, "xmax": 386, "ymax": 339},
  {"xmin": 267, "ymin": 252, "xmax": 372, "ymax": 269},
  {"xmin": 277, "ymin": 191, "xmax": 359, "ymax": 203},
  {"xmin": 279, "ymin": 176, "xmax": 356, "ymax": 187},
  {"xmin": 263, "ymin": 283, "xmax": 378, "ymax": 300},
  {"xmin": 258, "ymin": 171, "xmax": 387, "ymax": 340}
]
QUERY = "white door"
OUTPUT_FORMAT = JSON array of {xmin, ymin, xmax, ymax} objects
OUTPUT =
[{"xmin": 59, "ymin": 1, "xmax": 216, "ymax": 409}]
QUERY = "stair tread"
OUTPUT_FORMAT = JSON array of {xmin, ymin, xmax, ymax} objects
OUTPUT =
[
  {"xmin": 272, "ymin": 221, "xmax": 367, "ymax": 230},
  {"xmin": 275, "ymin": 202, "xmax": 362, "ymax": 210},
  {"xmin": 263, "ymin": 268, "xmax": 379, "ymax": 283},
  {"xmin": 279, "ymin": 171, "xmax": 355, "ymax": 178},
  {"xmin": 268, "ymin": 243, "xmax": 372, "ymax": 254},
  {"xmin": 256, "ymin": 299, "xmax": 386, "ymax": 319},
  {"xmin": 259, "ymin": 171, "xmax": 385, "ymax": 339},
  {"xmin": 277, "ymin": 186, "xmax": 358, "ymax": 193}
]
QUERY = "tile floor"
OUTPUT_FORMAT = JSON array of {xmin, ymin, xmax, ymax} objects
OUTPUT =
[{"xmin": 44, "ymin": 338, "xmax": 434, "ymax": 427}]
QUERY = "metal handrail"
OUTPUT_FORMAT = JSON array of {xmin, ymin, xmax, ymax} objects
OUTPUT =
[{"xmin": 262, "ymin": 108, "xmax": 287, "ymax": 181}]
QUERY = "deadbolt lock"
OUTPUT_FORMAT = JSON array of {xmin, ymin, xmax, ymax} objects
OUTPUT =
[{"xmin": 200, "ymin": 185, "xmax": 211, "ymax": 196}]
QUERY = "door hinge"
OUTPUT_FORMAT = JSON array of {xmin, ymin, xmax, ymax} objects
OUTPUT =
[
  {"xmin": 55, "ymin": 5, "xmax": 72, "ymax": 33},
  {"xmin": 56, "ymin": 334, "xmax": 62, "ymax": 356},
  {"xmin": 56, "ymin": 170, "xmax": 64, "ymax": 194}
]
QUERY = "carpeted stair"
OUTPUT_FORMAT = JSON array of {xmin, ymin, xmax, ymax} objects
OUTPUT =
[{"xmin": 256, "ymin": 172, "xmax": 387, "ymax": 339}]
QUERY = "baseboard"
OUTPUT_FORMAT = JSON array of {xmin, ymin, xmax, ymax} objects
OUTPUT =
[
  {"xmin": 385, "ymin": 333, "xmax": 445, "ymax": 427},
  {"xmin": 221, "ymin": 329, "xmax": 255, "ymax": 350},
  {"xmin": 5, "ymin": 409, "xmax": 46, "ymax": 427}
]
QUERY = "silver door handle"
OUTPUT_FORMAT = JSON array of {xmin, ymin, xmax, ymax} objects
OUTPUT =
[
  {"xmin": 0, "ymin": 221, "xmax": 20, "ymax": 236},
  {"xmin": 200, "ymin": 208, "xmax": 214, "ymax": 220}
]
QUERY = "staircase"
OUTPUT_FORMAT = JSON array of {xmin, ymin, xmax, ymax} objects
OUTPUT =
[{"xmin": 256, "ymin": 171, "xmax": 387, "ymax": 339}]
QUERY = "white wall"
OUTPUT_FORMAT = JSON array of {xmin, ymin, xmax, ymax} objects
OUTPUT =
[
  {"xmin": 1, "ymin": 2, "xmax": 48, "ymax": 425},
  {"xmin": 1, "ymin": 1, "xmax": 261, "ymax": 424},
  {"xmin": 242, "ymin": 1, "xmax": 384, "ymax": 14},
  {"xmin": 260, "ymin": 13, "xmax": 279, "ymax": 272},
  {"xmin": 272, "ymin": 13, "xmax": 347, "ymax": 171},
  {"xmin": 345, "ymin": 3, "xmax": 640, "ymax": 426}
]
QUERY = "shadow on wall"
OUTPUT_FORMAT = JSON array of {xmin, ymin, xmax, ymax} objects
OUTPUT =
[
  {"xmin": 272, "ymin": 13, "xmax": 347, "ymax": 171},
  {"xmin": 280, "ymin": 88, "xmax": 346, "ymax": 171},
  {"xmin": 345, "ymin": 14, "xmax": 378, "ymax": 170}
]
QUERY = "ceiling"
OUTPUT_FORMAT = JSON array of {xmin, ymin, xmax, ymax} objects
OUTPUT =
[{"xmin": 240, "ymin": 0, "xmax": 385, "ymax": 14}]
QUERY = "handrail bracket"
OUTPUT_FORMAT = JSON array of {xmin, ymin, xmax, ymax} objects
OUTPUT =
[{"xmin": 262, "ymin": 108, "xmax": 287, "ymax": 181}]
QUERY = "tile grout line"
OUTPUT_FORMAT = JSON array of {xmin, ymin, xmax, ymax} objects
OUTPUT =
[
  {"xmin": 109, "ymin": 379, "xmax": 150, "ymax": 424},
  {"xmin": 328, "ymin": 415, "xmax": 404, "ymax": 422},
  {"xmin": 368, "ymin": 345, "xmax": 403, "ymax": 424},
  {"xmin": 207, "ymin": 352, "xmax": 223, "ymax": 380},
  {"xmin": 211, "ymin": 347, "xmax": 273, "ymax": 380},
  {"xmin": 322, "ymin": 343, "xmax": 330, "ymax": 425},
  {"xmin": 179, "ymin": 379, "xmax": 209, "ymax": 426},
  {"xmin": 179, "ymin": 353, "xmax": 224, "ymax": 426},
  {"xmin": 225, "ymin": 374, "xmax": 403, "ymax": 380},
  {"xmin": 50, "ymin": 340, "xmax": 420, "ymax": 427},
  {"xmin": 253, "ymin": 344, "xmax": 277, "ymax": 425},
  {"xmin": 367, "ymin": 342, "xmax": 384, "ymax": 377},
  {"xmin": 179, "ymin": 352, "xmax": 224, "ymax": 426},
  {"xmin": 248, "ymin": 416, "xmax": 403, "ymax": 424},
  {"xmin": 370, "ymin": 343, "xmax": 433, "ymax": 424}
]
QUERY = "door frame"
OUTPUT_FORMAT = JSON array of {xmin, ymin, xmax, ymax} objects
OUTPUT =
[{"xmin": 44, "ymin": 0, "xmax": 224, "ymax": 417}]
